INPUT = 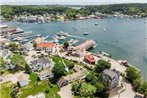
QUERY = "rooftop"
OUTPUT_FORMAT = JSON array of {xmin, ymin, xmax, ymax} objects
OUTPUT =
[
  {"xmin": 37, "ymin": 42, "xmax": 55, "ymax": 48},
  {"xmin": 103, "ymin": 69, "xmax": 118, "ymax": 79},
  {"xmin": 76, "ymin": 40, "xmax": 95, "ymax": 51}
]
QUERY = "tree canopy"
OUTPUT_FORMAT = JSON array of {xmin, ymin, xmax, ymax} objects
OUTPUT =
[
  {"xmin": 95, "ymin": 60, "xmax": 111, "ymax": 73},
  {"xmin": 52, "ymin": 62, "xmax": 66, "ymax": 78}
]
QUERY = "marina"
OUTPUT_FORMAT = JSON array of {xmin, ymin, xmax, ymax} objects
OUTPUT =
[{"xmin": 3, "ymin": 18, "xmax": 147, "ymax": 80}]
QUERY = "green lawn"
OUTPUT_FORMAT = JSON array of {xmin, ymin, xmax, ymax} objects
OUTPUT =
[
  {"xmin": 10, "ymin": 53, "xmax": 27, "ymax": 68},
  {"xmin": 0, "ymin": 81, "xmax": 15, "ymax": 98},
  {"xmin": 18, "ymin": 73, "xmax": 60, "ymax": 98},
  {"xmin": 51, "ymin": 56, "xmax": 75, "ymax": 68}
]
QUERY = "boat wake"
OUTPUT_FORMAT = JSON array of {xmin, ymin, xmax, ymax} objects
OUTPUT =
[{"xmin": 69, "ymin": 35, "xmax": 86, "ymax": 40}]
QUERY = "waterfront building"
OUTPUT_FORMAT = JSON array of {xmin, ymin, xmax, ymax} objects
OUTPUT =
[
  {"xmin": 102, "ymin": 69, "xmax": 120, "ymax": 88},
  {"xmin": 84, "ymin": 54, "xmax": 96, "ymax": 64},
  {"xmin": 36, "ymin": 42, "xmax": 56, "ymax": 54},
  {"xmin": 76, "ymin": 40, "xmax": 96, "ymax": 51}
]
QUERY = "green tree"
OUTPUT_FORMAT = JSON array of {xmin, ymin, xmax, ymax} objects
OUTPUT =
[
  {"xmin": 79, "ymin": 83, "xmax": 97, "ymax": 97},
  {"xmin": 95, "ymin": 60, "xmax": 111, "ymax": 73},
  {"xmin": 9, "ymin": 42, "xmax": 18, "ymax": 52},
  {"xmin": 63, "ymin": 41, "xmax": 69, "ymax": 49},
  {"xmin": 72, "ymin": 82, "xmax": 81, "ymax": 95},
  {"xmin": 52, "ymin": 62, "xmax": 66, "ymax": 78},
  {"xmin": 95, "ymin": 82, "xmax": 104, "ymax": 92},
  {"xmin": 25, "ymin": 64, "xmax": 32, "ymax": 74},
  {"xmin": 126, "ymin": 66, "xmax": 141, "ymax": 83},
  {"xmin": 10, "ymin": 53, "xmax": 27, "ymax": 69},
  {"xmin": 85, "ymin": 73, "xmax": 94, "ymax": 82}
]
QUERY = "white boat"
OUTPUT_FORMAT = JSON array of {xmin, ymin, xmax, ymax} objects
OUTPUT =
[
  {"xmin": 103, "ymin": 28, "xmax": 106, "ymax": 32},
  {"xmin": 95, "ymin": 23, "xmax": 98, "ymax": 25},
  {"xmin": 57, "ymin": 31, "xmax": 69, "ymax": 37},
  {"xmin": 59, "ymin": 36, "xmax": 66, "ymax": 40},
  {"xmin": 68, "ymin": 39, "xmax": 78, "ymax": 45},
  {"xmin": 83, "ymin": 32, "xmax": 89, "ymax": 35},
  {"xmin": 52, "ymin": 37, "xmax": 59, "ymax": 43}
]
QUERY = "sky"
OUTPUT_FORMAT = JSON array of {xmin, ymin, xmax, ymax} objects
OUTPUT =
[{"xmin": 1, "ymin": 0, "xmax": 147, "ymax": 5}]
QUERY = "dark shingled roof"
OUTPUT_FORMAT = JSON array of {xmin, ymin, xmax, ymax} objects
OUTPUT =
[{"xmin": 103, "ymin": 69, "xmax": 118, "ymax": 79}]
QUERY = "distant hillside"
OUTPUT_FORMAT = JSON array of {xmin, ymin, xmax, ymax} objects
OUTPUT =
[{"xmin": 1, "ymin": 3, "xmax": 147, "ymax": 19}]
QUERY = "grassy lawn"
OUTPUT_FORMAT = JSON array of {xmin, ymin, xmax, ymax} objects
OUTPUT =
[
  {"xmin": 0, "ymin": 81, "xmax": 15, "ymax": 98},
  {"xmin": 10, "ymin": 53, "xmax": 27, "ymax": 68},
  {"xmin": 18, "ymin": 73, "xmax": 60, "ymax": 98},
  {"xmin": 51, "ymin": 56, "xmax": 75, "ymax": 68}
]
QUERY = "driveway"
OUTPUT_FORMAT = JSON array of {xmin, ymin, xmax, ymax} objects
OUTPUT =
[
  {"xmin": 58, "ymin": 84, "xmax": 73, "ymax": 98},
  {"xmin": 110, "ymin": 77, "xmax": 136, "ymax": 98}
]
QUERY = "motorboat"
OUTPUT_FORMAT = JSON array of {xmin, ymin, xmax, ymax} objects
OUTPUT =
[{"xmin": 83, "ymin": 32, "xmax": 89, "ymax": 35}]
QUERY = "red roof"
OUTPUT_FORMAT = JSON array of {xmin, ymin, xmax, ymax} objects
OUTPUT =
[
  {"xmin": 37, "ymin": 43, "xmax": 55, "ymax": 48},
  {"xmin": 84, "ymin": 54, "xmax": 95, "ymax": 63}
]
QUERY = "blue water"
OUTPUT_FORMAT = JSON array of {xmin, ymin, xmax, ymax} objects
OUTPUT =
[{"xmin": 4, "ymin": 18, "xmax": 147, "ymax": 79}]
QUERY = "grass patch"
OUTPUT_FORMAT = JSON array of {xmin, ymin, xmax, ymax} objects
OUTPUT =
[
  {"xmin": 10, "ymin": 53, "xmax": 27, "ymax": 68},
  {"xmin": 0, "ymin": 81, "xmax": 15, "ymax": 98},
  {"xmin": 52, "ymin": 56, "xmax": 75, "ymax": 68},
  {"xmin": 18, "ymin": 73, "xmax": 60, "ymax": 98}
]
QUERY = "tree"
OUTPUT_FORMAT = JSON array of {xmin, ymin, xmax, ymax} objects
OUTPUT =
[
  {"xmin": 63, "ymin": 41, "xmax": 69, "ymax": 49},
  {"xmin": 25, "ymin": 64, "xmax": 32, "ymax": 74},
  {"xmin": 9, "ymin": 42, "xmax": 18, "ymax": 51},
  {"xmin": 10, "ymin": 53, "xmax": 27, "ymax": 69},
  {"xmin": 79, "ymin": 83, "xmax": 97, "ymax": 97},
  {"xmin": 52, "ymin": 62, "xmax": 66, "ymax": 78},
  {"xmin": 95, "ymin": 60, "xmax": 111, "ymax": 73},
  {"xmin": 72, "ymin": 82, "xmax": 81, "ymax": 95},
  {"xmin": 85, "ymin": 73, "xmax": 94, "ymax": 82},
  {"xmin": 95, "ymin": 82, "xmax": 104, "ymax": 92},
  {"xmin": 126, "ymin": 66, "xmax": 141, "ymax": 83}
]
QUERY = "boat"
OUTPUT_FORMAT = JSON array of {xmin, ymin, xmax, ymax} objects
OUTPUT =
[
  {"xmin": 103, "ymin": 28, "xmax": 106, "ymax": 32},
  {"xmin": 68, "ymin": 39, "xmax": 78, "ymax": 45},
  {"xmin": 83, "ymin": 32, "xmax": 89, "ymax": 35},
  {"xmin": 53, "ymin": 39, "xmax": 59, "ymax": 43},
  {"xmin": 42, "ymin": 35, "xmax": 49, "ymax": 40},
  {"xmin": 12, "ymin": 36, "xmax": 23, "ymax": 41},
  {"xmin": 57, "ymin": 31, "xmax": 69, "ymax": 37},
  {"xmin": 59, "ymin": 36, "xmax": 66, "ymax": 40},
  {"xmin": 95, "ymin": 23, "xmax": 98, "ymax": 25}
]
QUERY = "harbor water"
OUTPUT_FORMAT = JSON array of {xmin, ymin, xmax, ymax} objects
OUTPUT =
[{"xmin": 4, "ymin": 18, "xmax": 147, "ymax": 79}]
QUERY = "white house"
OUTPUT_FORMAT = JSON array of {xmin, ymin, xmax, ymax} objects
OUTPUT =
[
  {"xmin": 38, "ymin": 69, "xmax": 54, "ymax": 80},
  {"xmin": 30, "ymin": 57, "xmax": 53, "ymax": 72}
]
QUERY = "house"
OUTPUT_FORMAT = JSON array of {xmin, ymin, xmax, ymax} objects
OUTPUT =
[
  {"xmin": 23, "ymin": 42, "xmax": 34, "ymax": 53},
  {"xmin": 102, "ymin": 69, "xmax": 120, "ymax": 88},
  {"xmin": 18, "ymin": 75, "xmax": 29, "ymax": 87},
  {"xmin": 38, "ymin": 69, "xmax": 54, "ymax": 80},
  {"xmin": 27, "ymin": 92, "xmax": 45, "ymax": 98},
  {"xmin": 57, "ymin": 65, "xmax": 87, "ymax": 88},
  {"xmin": 30, "ymin": 57, "xmax": 53, "ymax": 72},
  {"xmin": 84, "ymin": 54, "xmax": 96, "ymax": 64},
  {"xmin": 36, "ymin": 42, "xmax": 56, "ymax": 54}
]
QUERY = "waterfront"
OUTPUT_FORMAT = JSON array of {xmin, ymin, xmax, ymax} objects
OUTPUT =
[{"xmin": 4, "ymin": 18, "xmax": 147, "ymax": 79}]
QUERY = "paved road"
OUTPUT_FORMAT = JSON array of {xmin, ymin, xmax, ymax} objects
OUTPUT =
[{"xmin": 58, "ymin": 84, "xmax": 73, "ymax": 98}]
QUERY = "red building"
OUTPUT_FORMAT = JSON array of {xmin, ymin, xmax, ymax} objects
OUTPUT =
[{"xmin": 84, "ymin": 54, "xmax": 96, "ymax": 64}]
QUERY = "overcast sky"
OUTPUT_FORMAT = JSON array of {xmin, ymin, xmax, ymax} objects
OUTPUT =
[{"xmin": 1, "ymin": 0, "xmax": 147, "ymax": 5}]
